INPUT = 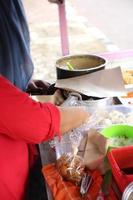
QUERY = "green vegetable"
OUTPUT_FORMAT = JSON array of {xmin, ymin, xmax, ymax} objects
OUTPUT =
[
  {"xmin": 101, "ymin": 170, "xmax": 112, "ymax": 196},
  {"xmin": 108, "ymin": 136, "xmax": 133, "ymax": 147},
  {"xmin": 66, "ymin": 62, "xmax": 74, "ymax": 71}
]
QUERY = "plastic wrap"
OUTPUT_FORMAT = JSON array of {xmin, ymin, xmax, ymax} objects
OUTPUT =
[
  {"xmin": 88, "ymin": 105, "xmax": 133, "ymax": 129},
  {"xmin": 56, "ymin": 153, "xmax": 85, "ymax": 185},
  {"xmin": 54, "ymin": 93, "xmax": 133, "ymax": 167},
  {"xmin": 54, "ymin": 119, "xmax": 94, "ymax": 159},
  {"xmin": 55, "ymin": 105, "xmax": 133, "ymax": 161}
]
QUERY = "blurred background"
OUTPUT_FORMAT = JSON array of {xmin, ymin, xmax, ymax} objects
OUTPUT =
[{"xmin": 23, "ymin": 0, "xmax": 133, "ymax": 82}]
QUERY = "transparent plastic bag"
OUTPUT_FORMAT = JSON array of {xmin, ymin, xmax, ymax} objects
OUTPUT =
[
  {"xmin": 61, "ymin": 92, "xmax": 82, "ymax": 106},
  {"xmin": 54, "ymin": 118, "xmax": 94, "ymax": 159},
  {"xmin": 56, "ymin": 153, "xmax": 85, "ymax": 185},
  {"xmin": 50, "ymin": 92, "xmax": 91, "ymax": 151},
  {"xmin": 87, "ymin": 105, "xmax": 133, "ymax": 129},
  {"xmin": 52, "ymin": 93, "xmax": 118, "ymax": 158}
]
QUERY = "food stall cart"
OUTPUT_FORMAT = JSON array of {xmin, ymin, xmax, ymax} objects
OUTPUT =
[
  {"xmin": 40, "ymin": 2, "xmax": 133, "ymax": 199},
  {"xmin": 39, "ymin": 49, "xmax": 133, "ymax": 200}
]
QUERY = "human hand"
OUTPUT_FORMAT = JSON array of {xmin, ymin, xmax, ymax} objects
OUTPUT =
[
  {"xmin": 48, "ymin": 0, "xmax": 64, "ymax": 4},
  {"xmin": 59, "ymin": 106, "xmax": 90, "ymax": 134},
  {"xmin": 27, "ymin": 80, "xmax": 51, "ymax": 95}
]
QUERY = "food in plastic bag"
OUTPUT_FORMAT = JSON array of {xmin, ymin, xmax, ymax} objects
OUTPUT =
[{"xmin": 56, "ymin": 153, "xmax": 85, "ymax": 185}]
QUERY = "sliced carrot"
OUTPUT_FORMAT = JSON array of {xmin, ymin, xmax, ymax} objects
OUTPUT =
[{"xmin": 122, "ymin": 92, "xmax": 133, "ymax": 98}]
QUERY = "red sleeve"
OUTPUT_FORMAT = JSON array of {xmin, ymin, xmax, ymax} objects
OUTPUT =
[{"xmin": 0, "ymin": 75, "xmax": 61, "ymax": 143}]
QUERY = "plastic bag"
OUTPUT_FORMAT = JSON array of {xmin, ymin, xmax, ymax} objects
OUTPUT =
[
  {"xmin": 56, "ymin": 153, "xmax": 85, "ymax": 185},
  {"xmin": 88, "ymin": 105, "xmax": 133, "ymax": 129},
  {"xmin": 61, "ymin": 92, "xmax": 82, "ymax": 107}
]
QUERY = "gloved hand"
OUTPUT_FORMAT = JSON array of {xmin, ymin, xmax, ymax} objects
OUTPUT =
[
  {"xmin": 27, "ymin": 80, "xmax": 51, "ymax": 95},
  {"xmin": 48, "ymin": 0, "xmax": 64, "ymax": 4}
]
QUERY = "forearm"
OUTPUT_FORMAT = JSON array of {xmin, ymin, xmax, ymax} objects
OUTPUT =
[
  {"xmin": 0, "ymin": 76, "xmax": 60, "ymax": 143},
  {"xmin": 58, "ymin": 106, "xmax": 90, "ymax": 134}
]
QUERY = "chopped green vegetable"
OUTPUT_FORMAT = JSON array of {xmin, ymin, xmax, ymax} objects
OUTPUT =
[
  {"xmin": 66, "ymin": 62, "xmax": 74, "ymax": 71},
  {"xmin": 101, "ymin": 170, "xmax": 112, "ymax": 195},
  {"xmin": 108, "ymin": 136, "xmax": 133, "ymax": 147}
]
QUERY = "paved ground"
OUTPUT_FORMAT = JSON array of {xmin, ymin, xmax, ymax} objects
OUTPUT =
[
  {"xmin": 75, "ymin": 0, "xmax": 133, "ymax": 50},
  {"xmin": 23, "ymin": 0, "xmax": 118, "ymax": 83}
]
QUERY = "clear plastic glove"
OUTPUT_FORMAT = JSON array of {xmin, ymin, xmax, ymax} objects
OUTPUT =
[{"xmin": 31, "ymin": 89, "xmax": 65, "ymax": 105}]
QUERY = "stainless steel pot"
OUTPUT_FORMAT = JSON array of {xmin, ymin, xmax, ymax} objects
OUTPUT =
[{"xmin": 56, "ymin": 54, "xmax": 106, "ymax": 79}]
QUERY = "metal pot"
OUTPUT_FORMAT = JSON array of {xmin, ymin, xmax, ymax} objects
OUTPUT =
[
  {"xmin": 56, "ymin": 54, "xmax": 106, "ymax": 79},
  {"xmin": 122, "ymin": 182, "xmax": 133, "ymax": 200}
]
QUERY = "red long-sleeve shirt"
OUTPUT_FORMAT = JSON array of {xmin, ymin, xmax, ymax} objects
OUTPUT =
[{"xmin": 0, "ymin": 75, "xmax": 61, "ymax": 199}]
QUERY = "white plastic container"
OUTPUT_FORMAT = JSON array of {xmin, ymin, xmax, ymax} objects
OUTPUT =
[{"xmin": 55, "ymin": 104, "xmax": 133, "ymax": 159}]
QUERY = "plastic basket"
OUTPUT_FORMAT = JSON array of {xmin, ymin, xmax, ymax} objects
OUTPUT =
[{"xmin": 108, "ymin": 146, "xmax": 133, "ymax": 192}]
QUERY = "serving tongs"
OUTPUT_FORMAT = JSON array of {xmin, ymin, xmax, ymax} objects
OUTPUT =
[{"xmin": 80, "ymin": 173, "xmax": 93, "ymax": 197}]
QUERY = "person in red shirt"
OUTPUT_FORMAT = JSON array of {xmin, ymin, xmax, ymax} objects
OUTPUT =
[
  {"xmin": 0, "ymin": 1, "xmax": 89, "ymax": 199},
  {"xmin": 0, "ymin": 75, "xmax": 89, "ymax": 200}
]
